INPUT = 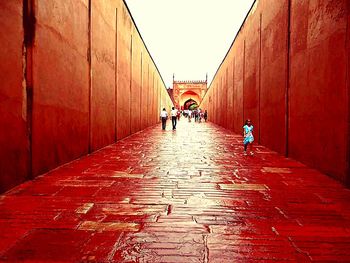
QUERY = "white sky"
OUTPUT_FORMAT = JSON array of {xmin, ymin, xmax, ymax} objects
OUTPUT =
[{"xmin": 125, "ymin": 0, "xmax": 255, "ymax": 88}]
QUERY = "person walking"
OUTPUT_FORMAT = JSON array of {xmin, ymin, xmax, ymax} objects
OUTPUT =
[
  {"xmin": 204, "ymin": 110, "xmax": 208, "ymax": 122},
  {"xmin": 177, "ymin": 110, "xmax": 181, "ymax": 121},
  {"xmin": 160, "ymin": 108, "xmax": 168, "ymax": 130},
  {"xmin": 199, "ymin": 111, "xmax": 204, "ymax": 123},
  {"xmin": 243, "ymin": 119, "xmax": 254, "ymax": 155},
  {"xmin": 171, "ymin": 107, "xmax": 178, "ymax": 130},
  {"xmin": 188, "ymin": 110, "xmax": 192, "ymax": 122}
]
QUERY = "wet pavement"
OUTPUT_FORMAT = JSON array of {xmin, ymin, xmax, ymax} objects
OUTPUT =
[{"xmin": 1, "ymin": 119, "xmax": 350, "ymax": 262}]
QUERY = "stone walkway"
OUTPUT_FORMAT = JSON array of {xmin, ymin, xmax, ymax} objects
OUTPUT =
[{"xmin": 1, "ymin": 119, "xmax": 350, "ymax": 262}]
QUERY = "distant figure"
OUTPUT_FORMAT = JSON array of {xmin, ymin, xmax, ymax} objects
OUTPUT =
[
  {"xmin": 171, "ymin": 107, "xmax": 178, "ymax": 130},
  {"xmin": 199, "ymin": 111, "xmax": 204, "ymax": 123},
  {"xmin": 243, "ymin": 119, "xmax": 254, "ymax": 156},
  {"xmin": 160, "ymin": 108, "xmax": 168, "ymax": 130},
  {"xmin": 204, "ymin": 110, "xmax": 208, "ymax": 122},
  {"xmin": 177, "ymin": 110, "xmax": 181, "ymax": 121},
  {"xmin": 188, "ymin": 110, "xmax": 192, "ymax": 122}
]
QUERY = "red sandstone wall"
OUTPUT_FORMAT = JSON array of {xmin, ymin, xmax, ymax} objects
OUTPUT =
[
  {"xmin": 226, "ymin": 55, "xmax": 234, "ymax": 131},
  {"xmin": 140, "ymin": 56, "xmax": 149, "ymax": 130},
  {"xmin": 233, "ymin": 35, "xmax": 245, "ymax": 134},
  {"xmin": 260, "ymin": 0, "xmax": 289, "ymax": 154},
  {"xmin": 32, "ymin": 0, "xmax": 90, "ymax": 176},
  {"xmin": 201, "ymin": 0, "xmax": 350, "ymax": 185},
  {"xmin": 243, "ymin": 6, "xmax": 260, "ymax": 142},
  {"xmin": 347, "ymin": 2, "xmax": 350, "ymax": 186},
  {"xmin": 91, "ymin": 0, "xmax": 116, "ymax": 151},
  {"xmin": 130, "ymin": 28, "xmax": 142, "ymax": 134},
  {"xmin": 0, "ymin": 1, "xmax": 28, "ymax": 192},
  {"xmin": 116, "ymin": 4, "xmax": 131, "ymax": 140},
  {"xmin": 0, "ymin": 0, "xmax": 172, "ymax": 193},
  {"xmin": 147, "ymin": 70, "xmax": 154, "ymax": 127},
  {"xmin": 289, "ymin": 0, "xmax": 349, "ymax": 181}
]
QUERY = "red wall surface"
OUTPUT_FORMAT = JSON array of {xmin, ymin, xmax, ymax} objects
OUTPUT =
[
  {"xmin": 260, "ymin": 0, "xmax": 289, "ymax": 155},
  {"xmin": 116, "ymin": 5, "xmax": 132, "ymax": 140},
  {"xmin": 243, "ymin": 7, "xmax": 260, "ymax": 142},
  {"xmin": 289, "ymin": 0, "xmax": 349, "ymax": 182},
  {"xmin": 347, "ymin": 1, "xmax": 350, "ymax": 187},
  {"xmin": 130, "ymin": 28, "xmax": 142, "ymax": 134},
  {"xmin": 32, "ymin": 0, "xmax": 90, "ymax": 176},
  {"xmin": 226, "ymin": 55, "xmax": 234, "ymax": 131},
  {"xmin": 201, "ymin": 0, "xmax": 350, "ymax": 185},
  {"xmin": 0, "ymin": 0, "xmax": 173, "ymax": 193},
  {"xmin": 91, "ymin": 0, "xmax": 116, "ymax": 151},
  {"xmin": 0, "ymin": 1, "xmax": 29, "ymax": 192},
  {"xmin": 233, "ymin": 35, "xmax": 245, "ymax": 134}
]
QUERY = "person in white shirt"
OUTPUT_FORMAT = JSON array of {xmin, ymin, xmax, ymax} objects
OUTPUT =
[
  {"xmin": 171, "ymin": 107, "xmax": 178, "ymax": 130},
  {"xmin": 160, "ymin": 108, "xmax": 168, "ymax": 130}
]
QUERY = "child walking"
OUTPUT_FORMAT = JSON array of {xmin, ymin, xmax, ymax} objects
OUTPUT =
[{"xmin": 243, "ymin": 119, "xmax": 254, "ymax": 155}]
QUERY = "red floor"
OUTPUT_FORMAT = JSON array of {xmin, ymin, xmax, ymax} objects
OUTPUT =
[{"xmin": 1, "ymin": 120, "xmax": 350, "ymax": 262}]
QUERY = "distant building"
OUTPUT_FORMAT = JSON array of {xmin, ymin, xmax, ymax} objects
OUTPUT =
[{"xmin": 172, "ymin": 75, "xmax": 208, "ymax": 110}]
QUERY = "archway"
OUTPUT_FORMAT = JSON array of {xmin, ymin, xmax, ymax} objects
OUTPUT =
[
  {"xmin": 184, "ymin": 98, "xmax": 198, "ymax": 110},
  {"xmin": 179, "ymin": 91, "xmax": 201, "ymax": 110}
]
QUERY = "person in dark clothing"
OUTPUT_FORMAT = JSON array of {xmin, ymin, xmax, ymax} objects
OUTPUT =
[
  {"xmin": 171, "ymin": 107, "xmax": 178, "ymax": 130},
  {"xmin": 160, "ymin": 108, "xmax": 168, "ymax": 130}
]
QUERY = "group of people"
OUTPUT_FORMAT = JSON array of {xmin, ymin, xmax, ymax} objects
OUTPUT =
[
  {"xmin": 160, "ymin": 107, "xmax": 255, "ymax": 156},
  {"xmin": 160, "ymin": 107, "xmax": 180, "ymax": 131},
  {"xmin": 159, "ymin": 107, "xmax": 208, "ymax": 130},
  {"xmin": 183, "ymin": 109, "xmax": 207, "ymax": 123}
]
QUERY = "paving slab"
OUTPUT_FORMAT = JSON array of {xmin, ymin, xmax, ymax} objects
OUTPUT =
[{"xmin": 1, "ymin": 120, "xmax": 350, "ymax": 262}]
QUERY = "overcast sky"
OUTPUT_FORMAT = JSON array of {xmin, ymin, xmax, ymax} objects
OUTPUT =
[{"xmin": 125, "ymin": 0, "xmax": 255, "ymax": 88}]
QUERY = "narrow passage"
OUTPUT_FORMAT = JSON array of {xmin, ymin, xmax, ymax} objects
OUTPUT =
[{"xmin": 1, "ymin": 120, "xmax": 350, "ymax": 262}]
